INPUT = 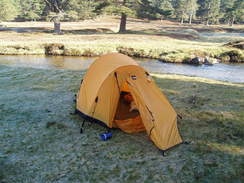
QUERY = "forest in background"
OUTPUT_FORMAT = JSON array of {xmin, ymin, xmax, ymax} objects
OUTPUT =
[{"xmin": 0, "ymin": 0, "xmax": 243, "ymax": 33}]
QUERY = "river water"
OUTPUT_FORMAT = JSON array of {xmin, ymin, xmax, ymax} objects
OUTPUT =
[
  {"xmin": 200, "ymin": 32, "xmax": 244, "ymax": 37},
  {"xmin": 0, "ymin": 55, "xmax": 243, "ymax": 83}
]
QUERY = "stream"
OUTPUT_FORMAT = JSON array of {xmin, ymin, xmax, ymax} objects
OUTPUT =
[{"xmin": 0, "ymin": 55, "xmax": 243, "ymax": 83}]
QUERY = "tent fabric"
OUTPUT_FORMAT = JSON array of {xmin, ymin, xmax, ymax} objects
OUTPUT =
[{"xmin": 76, "ymin": 53, "xmax": 182, "ymax": 150}]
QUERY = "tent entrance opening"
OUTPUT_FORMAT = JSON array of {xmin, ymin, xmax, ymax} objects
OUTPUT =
[{"xmin": 113, "ymin": 91, "xmax": 145, "ymax": 133}]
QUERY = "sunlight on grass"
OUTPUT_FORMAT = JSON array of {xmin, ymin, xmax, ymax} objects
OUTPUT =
[
  {"xmin": 206, "ymin": 142, "xmax": 244, "ymax": 155},
  {"xmin": 0, "ymin": 27, "xmax": 243, "ymax": 62},
  {"xmin": 151, "ymin": 73, "xmax": 244, "ymax": 87}
]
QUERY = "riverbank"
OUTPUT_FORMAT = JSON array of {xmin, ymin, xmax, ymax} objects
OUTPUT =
[
  {"xmin": 0, "ymin": 64, "xmax": 243, "ymax": 182},
  {"xmin": 0, "ymin": 18, "xmax": 243, "ymax": 63},
  {"xmin": 1, "ymin": 55, "xmax": 244, "ymax": 83}
]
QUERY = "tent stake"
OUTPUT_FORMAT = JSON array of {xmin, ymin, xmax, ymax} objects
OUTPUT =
[
  {"xmin": 107, "ymin": 127, "xmax": 111, "ymax": 133},
  {"xmin": 80, "ymin": 119, "xmax": 86, "ymax": 134},
  {"xmin": 160, "ymin": 150, "xmax": 166, "ymax": 156}
]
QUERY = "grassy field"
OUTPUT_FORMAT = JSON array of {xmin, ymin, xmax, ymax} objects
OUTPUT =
[
  {"xmin": 0, "ymin": 17, "xmax": 244, "ymax": 63},
  {"xmin": 0, "ymin": 64, "xmax": 243, "ymax": 182}
]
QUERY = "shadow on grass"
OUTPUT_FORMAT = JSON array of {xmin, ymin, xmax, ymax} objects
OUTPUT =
[
  {"xmin": 156, "ymin": 25, "xmax": 244, "ymax": 33},
  {"xmin": 0, "ymin": 25, "xmax": 200, "ymax": 41},
  {"xmin": 125, "ymin": 29, "xmax": 200, "ymax": 40},
  {"xmin": 0, "ymin": 27, "xmax": 52, "ymax": 33}
]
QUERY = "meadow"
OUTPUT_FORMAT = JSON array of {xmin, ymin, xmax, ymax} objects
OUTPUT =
[
  {"xmin": 0, "ymin": 64, "xmax": 243, "ymax": 182},
  {"xmin": 0, "ymin": 17, "xmax": 243, "ymax": 63},
  {"xmin": 0, "ymin": 16, "xmax": 244, "ymax": 182}
]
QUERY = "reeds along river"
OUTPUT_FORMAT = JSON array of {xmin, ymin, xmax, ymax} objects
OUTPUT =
[{"xmin": 0, "ymin": 55, "xmax": 244, "ymax": 83}]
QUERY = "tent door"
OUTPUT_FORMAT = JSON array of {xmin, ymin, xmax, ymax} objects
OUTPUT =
[
  {"xmin": 113, "ymin": 90, "xmax": 145, "ymax": 133},
  {"xmin": 125, "ymin": 79, "xmax": 155, "ymax": 136}
]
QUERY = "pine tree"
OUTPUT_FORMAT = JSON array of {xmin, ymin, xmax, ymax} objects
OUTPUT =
[
  {"xmin": 202, "ymin": 0, "xmax": 221, "ymax": 25},
  {"xmin": 220, "ymin": 0, "xmax": 235, "ymax": 24},
  {"xmin": 44, "ymin": 0, "xmax": 71, "ymax": 34},
  {"xmin": 0, "ymin": 0, "xmax": 18, "ymax": 22},
  {"xmin": 136, "ymin": 0, "xmax": 157, "ymax": 19},
  {"xmin": 137, "ymin": 0, "xmax": 174, "ymax": 20},
  {"xmin": 230, "ymin": 0, "xmax": 244, "ymax": 26},
  {"xmin": 67, "ymin": 0, "xmax": 97, "ymax": 21},
  {"xmin": 174, "ymin": 0, "xmax": 188, "ymax": 24},
  {"xmin": 185, "ymin": 0, "xmax": 198, "ymax": 24},
  {"xmin": 103, "ymin": 0, "xmax": 136, "ymax": 32},
  {"xmin": 18, "ymin": 0, "xmax": 44, "ymax": 21},
  {"xmin": 196, "ymin": 0, "xmax": 206, "ymax": 23},
  {"xmin": 149, "ymin": 0, "xmax": 174, "ymax": 20}
]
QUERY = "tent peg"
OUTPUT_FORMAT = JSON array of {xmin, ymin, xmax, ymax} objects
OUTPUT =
[
  {"xmin": 73, "ymin": 94, "xmax": 77, "ymax": 102},
  {"xmin": 183, "ymin": 141, "xmax": 190, "ymax": 145},
  {"xmin": 70, "ymin": 109, "xmax": 78, "ymax": 115},
  {"xmin": 106, "ymin": 127, "xmax": 111, "ymax": 133},
  {"xmin": 80, "ymin": 119, "xmax": 86, "ymax": 134},
  {"xmin": 160, "ymin": 150, "xmax": 166, "ymax": 156}
]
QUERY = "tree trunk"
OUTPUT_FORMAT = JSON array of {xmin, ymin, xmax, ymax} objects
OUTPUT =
[
  {"xmin": 189, "ymin": 14, "xmax": 193, "ymax": 24},
  {"xmin": 119, "ymin": 13, "xmax": 127, "ymax": 33},
  {"xmin": 227, "ymin": 18, "xmax": 230, "ymax": 26},
  {"xmin": 53, "ymin": 16, "xmax": 61, "ymax": 34},
  {"xmin": 54, "ymin": 22, "xmax": 61, "ymax": 33},
  {"xmin": 180, "ymin": 15, "xmax": 184, "ymax": 24},
  {"xmin": 206, "ymin": 19, "xmax": 209, "ymax": 26},
  {"xmin": 230, "ymin": 16, "xmax": 235, "ymax": 27},
  {"xmin": 216, "ymin": 19, "xmax": 219, "ymax": 25}
]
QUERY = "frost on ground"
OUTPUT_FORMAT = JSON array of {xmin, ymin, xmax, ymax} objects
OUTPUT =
[{"xmin": 0, "ymin": 65, "xmax": 243, "ymax": 183}]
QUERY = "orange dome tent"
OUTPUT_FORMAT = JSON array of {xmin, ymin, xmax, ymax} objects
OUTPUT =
[{"xmin": 76, "ymin": 53, "xmax": 182, "ymax": 151}]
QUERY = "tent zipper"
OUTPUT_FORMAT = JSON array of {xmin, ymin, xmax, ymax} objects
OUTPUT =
[
  {"xmin": 114, "ymin": 72, "xmax": 120, "ymax": 91},
  {"xmin": 146, "ymin": 105, "xmax": 155, "ymax": 122}
]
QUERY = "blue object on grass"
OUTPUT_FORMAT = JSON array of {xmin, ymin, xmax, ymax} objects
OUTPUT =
[{"xmin": 100, "ymin": 132, "xmax": 112, "ymax": 141}]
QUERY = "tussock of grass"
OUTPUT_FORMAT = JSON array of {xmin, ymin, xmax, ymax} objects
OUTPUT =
[
  {"xmin": 44, "ymin": 43, "xmax": 65, "ymax": 55},
  {"xmin": 219, "ymin": 50, "xmax": 244, "ymax": 63}
]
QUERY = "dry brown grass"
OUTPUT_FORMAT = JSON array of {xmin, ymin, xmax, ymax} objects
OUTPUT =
[{"xmin": 2, "ymin": 16, "xmax": 243, "ymax": 32}]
